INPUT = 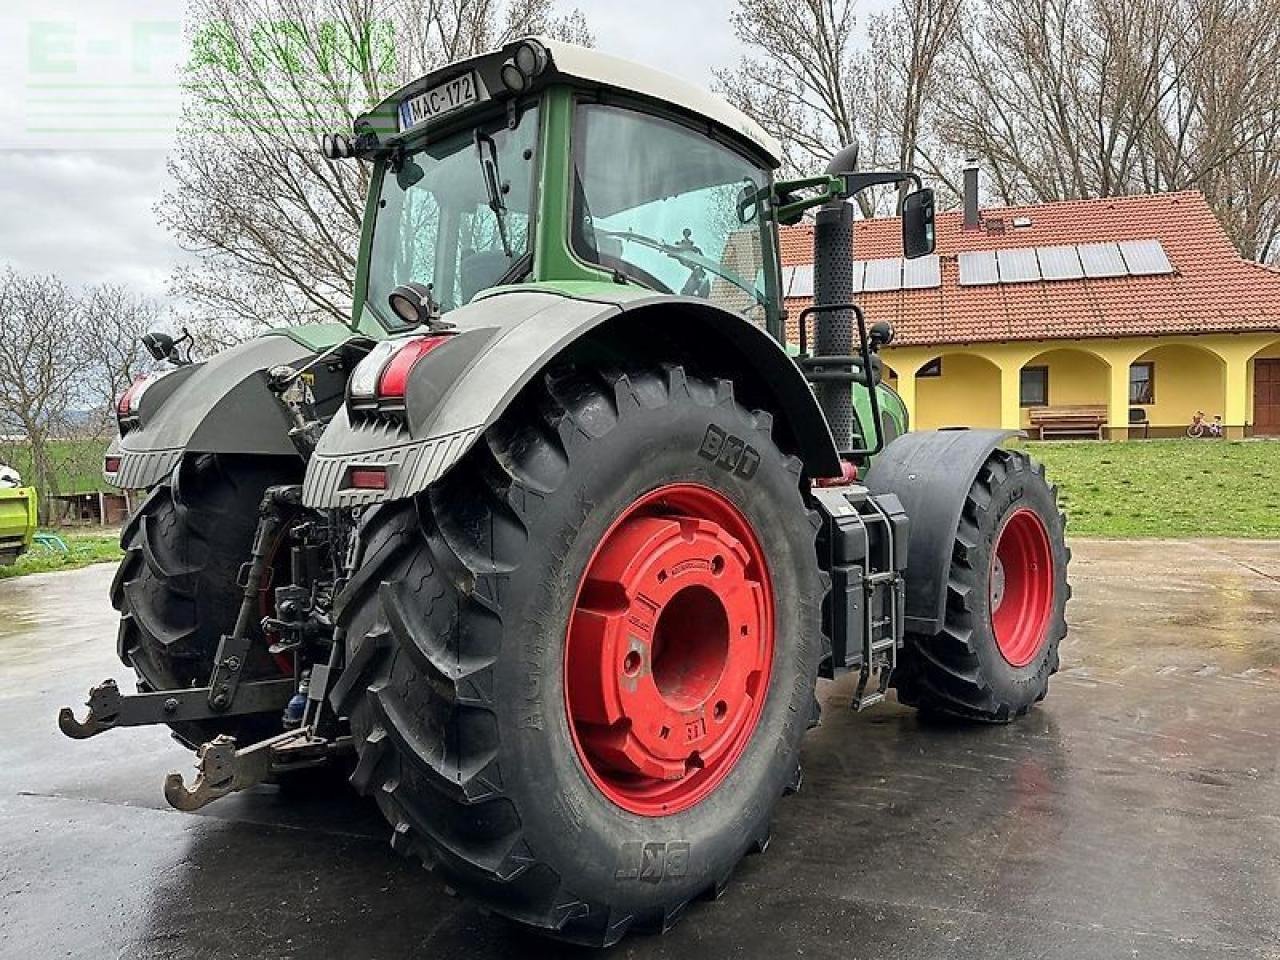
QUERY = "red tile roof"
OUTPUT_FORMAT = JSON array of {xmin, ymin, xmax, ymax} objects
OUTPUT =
[{"xmin": 779, "ymin": 191, "xmax": 1280, "ymax": 347}]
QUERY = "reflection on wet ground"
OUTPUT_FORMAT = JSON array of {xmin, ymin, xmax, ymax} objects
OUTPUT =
[{"xmin": 1, "ymin": 539, "xmax": 1278, "ymax": 959}]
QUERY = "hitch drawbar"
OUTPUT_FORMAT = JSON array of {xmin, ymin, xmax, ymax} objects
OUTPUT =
[
  {"xmin": 58, "ymin": 678, "xmax": 342, "ymax": 810},
  {"xmin": 57, "ymin": 482, "xmax": 351, "ymax": 811},
  {"xmin": 58, "ymin": 677, "xmax": 295, "ymax": 739}
]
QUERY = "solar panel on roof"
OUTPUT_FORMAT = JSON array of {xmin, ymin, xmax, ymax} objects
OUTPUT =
[
  {"xmin": 850, "ymin": 260, "xmax": 865, "ymax": 293},
  {"xmin": 903, "ymin": 256, "xmax": 940, "ymax": 289},
  {"xmin": 958, "ymin": 250, "xmax": 999, "ymax": 285},
  {"xmin": 902, "ymin": 255, "xmax": 941, "ymax": 289},
  {"xmin": 789, "ymin": 264, "xmax": 814, "ymax": 297},
  {"xmin": 863, "ymin": 257, "xmax": 902, "ymax": 291},
  {"xmin": 1119, "ymin": 239, "xmax": 1174, "ymax": 275},
  {"xmin": 784, "ymin": 235, "xmax": 1169, "ymax": 297},
  {"xmin": 1078, "ymin": 242, "xmax": 1127, "ymax": 278},
  {"xmin": 997, "ymin": 247, "xmax": 1040, "ymax": 283},
  {"xmin": 1037, "ymin": 245, "xmax": 1084, "ymax": 280}
]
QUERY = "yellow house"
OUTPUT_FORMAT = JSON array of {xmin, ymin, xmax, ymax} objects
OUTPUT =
[{"xmin": 780, "ymin": 190, "xmax": 1280, "ymax": 439}]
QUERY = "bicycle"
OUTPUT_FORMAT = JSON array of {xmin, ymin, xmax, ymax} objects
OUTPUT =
[{"xmin": 1187, "ymin": 410, "xmax": 1223, "ymax": 438}]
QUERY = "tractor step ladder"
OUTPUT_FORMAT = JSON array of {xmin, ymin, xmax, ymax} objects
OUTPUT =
[
  {"xmin": 852, "ymin": 538, "xmax": 902, "ymax": 711},
  {"xmin": 810, "ymin": 486, "xmax": 907, "ymax": 709}
]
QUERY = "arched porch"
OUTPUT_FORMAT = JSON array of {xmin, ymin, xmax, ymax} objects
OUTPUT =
[
  {"xmin": 1127, "ymin": 343, "xmax": 1226, "ymax": 436},
  {"xmin": 1016, "ymin": 348, "xmax": 1111, "ymax": 435},
  {"xmin": 882, "ymin": 333, "xmax": 1280, "ymax": 439},
  {"xmin": 910, "ymin": 353, "xmax": 1002, "ymax": 430}
]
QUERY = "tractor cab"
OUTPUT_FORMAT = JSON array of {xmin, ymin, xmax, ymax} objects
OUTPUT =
[
  {"xmin": 332, "ymin": 38, "xmax": 934, "ymax": 460},
  {"xmin": 334, "ymin": 37, "xmax": 786, "ymax": 335}
]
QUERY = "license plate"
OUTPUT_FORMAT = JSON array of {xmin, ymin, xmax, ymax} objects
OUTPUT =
[{"xmin": 399, "ymin": 73, "xmax": 481, "ymax": 131}]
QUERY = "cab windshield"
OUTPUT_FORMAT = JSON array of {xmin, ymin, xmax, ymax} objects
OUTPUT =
[
  {"xmin": 571, "ymin": 103, "xmax": 773, "ymax": 325},
  {"xmin": 367, "ymin": 104, "xmax": 539, "ymax": 325}
]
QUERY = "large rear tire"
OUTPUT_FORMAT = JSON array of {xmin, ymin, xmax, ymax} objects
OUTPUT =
[
  {"xmin": 335, "ymin": 364, "xmax": 824, "ymax": 946},
  {"xmin": 892, "ymin": 449, "xmax": 1069, "ymax": 721},
  {"xmin": 111, "ymin": 454, "xmax": 298, "ymax": 748}
]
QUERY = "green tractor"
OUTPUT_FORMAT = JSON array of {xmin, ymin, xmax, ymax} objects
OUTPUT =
[{"xmin": 62, "ymin": 38, "xmax": 1069, "ymax": 945}]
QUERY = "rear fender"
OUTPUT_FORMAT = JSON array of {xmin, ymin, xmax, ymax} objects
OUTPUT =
[
  {"xmin": 863, "ymin": 428, "xmax": 1022, "ymax": 635},
  {"xmin": 106, "ymin": 333, "xmax": 343, "ymax": 490},
  {"xmin": 303, "ymin": 289, "xmax": 840, "ymax": 508}
]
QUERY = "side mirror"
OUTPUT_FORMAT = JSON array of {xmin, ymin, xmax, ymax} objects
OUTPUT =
[{"xmin": 902, "ymin": 188, "xmax": 936, "ymax": 259}]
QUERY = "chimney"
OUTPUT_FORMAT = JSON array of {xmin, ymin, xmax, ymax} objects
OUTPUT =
[{"xmin": 963, "ymin": 158, "xmax": 980, "ymax": 230}]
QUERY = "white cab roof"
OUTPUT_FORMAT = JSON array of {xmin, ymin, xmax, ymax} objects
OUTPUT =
[{"xmin": 542, "ymin": 39, "xmax": 783, "ymax": 167}]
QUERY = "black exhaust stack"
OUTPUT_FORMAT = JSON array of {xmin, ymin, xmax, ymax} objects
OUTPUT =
[
  {"xmin": 963, "ymin": 158, "xmax": 980, "ymax": 230},
  {"xmin": 812, "ymin": 144, "xmax": 860, "ymax": 453}
]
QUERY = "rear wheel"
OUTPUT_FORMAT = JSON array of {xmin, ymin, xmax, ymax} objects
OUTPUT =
[
  {"xmin": 111, "ymin": 454, "xmax": 298, "ymax": 748},
  {"xmin": 892, "ymin": 449, "xmax": 1069, "ymax": 721},
  {"xmin": 336, "ymin": 364, "xmax": 824, "ymax": 945}
]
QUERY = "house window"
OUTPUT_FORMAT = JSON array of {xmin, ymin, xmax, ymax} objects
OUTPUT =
[
  {"xmin": 1020, "ymin": 366, "xmax": 1049, "ymax": 406},
  {"xmin": 918, "ymin": 358, "xmax": 943, "ymax": 378},
  {"xmin": 1129, "ymin": 362, "xmax": 1155, "ymax": 404}
]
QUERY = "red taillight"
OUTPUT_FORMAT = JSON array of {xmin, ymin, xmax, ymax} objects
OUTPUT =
[
  {"xmin": 346, "ymin": 467, "xmax": 388, "ymax": 490},
  {"xmin": 376, "ymin": 336, "xmax": 450, "ymax": 400},
  {"xmin": 116, "ymin": 373, "xmax": 165, "ymax": 421},
  {"xmin": 117, "ymin": 382, "xmax": 140, "ymax": 416},
  {"xmin": 348, "ymin": 335, "xmax": 453, "ymax": 407}
]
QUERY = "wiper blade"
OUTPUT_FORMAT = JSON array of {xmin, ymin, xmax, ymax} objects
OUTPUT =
[
  {"xmin": 598, "ymin": 228, "xmax": 765, "ymax": 305},
  {"xmin": 474, "ymin": 130, "xmax": 513, "ymax": 259}
]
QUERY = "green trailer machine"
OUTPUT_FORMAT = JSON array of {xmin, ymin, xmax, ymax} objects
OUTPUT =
[
  {"xmin": 0, "ymin": 481, "xmax": 37, "ymax": 566},
  {"xmin": 61, "ymin": 39, "xmax": 1069, "ymax": 945}
]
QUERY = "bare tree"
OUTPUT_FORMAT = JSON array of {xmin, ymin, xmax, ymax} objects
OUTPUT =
[
  {"xmin": 0, "ymin": 270, "xmax": 82, "ymax": 518},
  {"xmin": 159, "ymin": 0, "xmax": 592, "ymax": 338},
  {"xmin": 715, "ymin": 0, "xmax": 960, "ymax": 215},
  {"xmin": 866, "ymin": 0, "xmax": 964, "ymax": 207},
  {"xmin": 78, "ymin": 284, "xmax": 163, "ymax": 437},
  {"xmin": 935, "ymin": 0, "xmax": 1280, "ymax": 260},
  {"xmin": 715, "ymin": 0, "xmax": 869, "ymax": 211}
]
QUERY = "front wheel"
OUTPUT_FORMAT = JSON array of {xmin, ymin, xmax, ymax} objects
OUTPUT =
[
  {"xmin": 1187, "ymin": 423, "xmax": 1205, "ymax": 438},
  {"xmin": 892, "ymin": 449, "xmax": 1070, "ymax": 721},
  {"xmin": 336, "ymin": 363, "xmax": 824, "ymax": 945}
]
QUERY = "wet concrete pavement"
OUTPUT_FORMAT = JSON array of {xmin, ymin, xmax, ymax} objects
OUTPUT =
[{"xmin": 1, "ymin": 538, "xmax": 1278, "ymax": 959}]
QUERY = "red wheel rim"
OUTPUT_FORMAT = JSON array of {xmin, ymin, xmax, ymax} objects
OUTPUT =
[
  {"xmin": 990, "ymin": 507, "xmax": 1055, "ymax": 667},
  {"xmin": 564, "ymin": 483, "xmax": 774, "ymax": 816}
]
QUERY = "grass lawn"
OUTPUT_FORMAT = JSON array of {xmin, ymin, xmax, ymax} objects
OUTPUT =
[
  {"xmin": 0, "ymin": 438, "xmax": 108, "ymax": 494},
  {"xmin": 0, "ymin": 528, "xmax": 121, "ymax": 581},
  {"xmin": 1021, "ymin": 438, "xmax": 1280, "ymax": 538},
  {"xmin": 0, "ymin": 438, "xmax": 1274, "ymax": 585}
]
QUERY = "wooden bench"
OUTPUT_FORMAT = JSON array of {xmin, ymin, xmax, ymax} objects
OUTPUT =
[{"xmin": 1028, "ymin": 405, "xmax": 1107, "ymax": 440}]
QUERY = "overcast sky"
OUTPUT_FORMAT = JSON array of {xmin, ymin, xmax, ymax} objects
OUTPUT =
[{"xmin": 0, "ymin": 0, "xmax": 750, "ymax": 299}]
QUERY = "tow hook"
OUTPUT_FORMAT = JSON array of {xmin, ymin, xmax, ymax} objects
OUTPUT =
[
  {"xmin": 57, "ymin": 676, "xmax": 296, "ymax": 740},
  {"xmin": 163, "ymin": 727, "xmax": 352, "ymax": 811},
  {"xmin": 164, "ymin": 729, "xmax": 301, "ymax": 811}
]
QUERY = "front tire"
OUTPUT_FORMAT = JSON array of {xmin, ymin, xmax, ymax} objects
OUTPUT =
[
  {"xmin": 336, "ymin": 364, "xmax": 824, "ymax": 945},
  {"xmin": 892, "ymin": 449, "xmax": 1069, "ymax": 721}
]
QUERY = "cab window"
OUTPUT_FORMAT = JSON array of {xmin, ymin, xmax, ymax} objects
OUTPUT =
[
  {"xmin": 571, "ymin": 103, "xmax": 772, "ymax": 325},
  {"xmin": 368, "ymin": 104, "xmax": 539, "ymax": 324}
]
